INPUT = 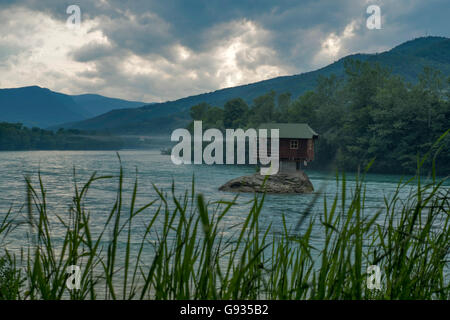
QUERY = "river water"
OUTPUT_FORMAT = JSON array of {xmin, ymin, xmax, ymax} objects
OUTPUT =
[{"xmin": 0, "ymin": 150, "xmax": 448, "ymax": 286}]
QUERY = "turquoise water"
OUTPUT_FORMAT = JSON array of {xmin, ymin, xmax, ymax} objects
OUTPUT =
[{"xmin": 1, "ymin": 149, "xmax": 441, "ymax": 252}]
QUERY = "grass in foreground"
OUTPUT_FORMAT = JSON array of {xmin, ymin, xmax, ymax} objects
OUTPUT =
[{"xmin": 0, "ymin": 158, "xmax": 449, "ymax": 300}]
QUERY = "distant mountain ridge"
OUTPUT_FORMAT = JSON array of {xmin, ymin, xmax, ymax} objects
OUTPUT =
[
  {"xmin": 71, "ymin": 94, "xmax": 147, "ymax": 118},
  {"xmin": 0, "ymin": 86, "xmax": 148, "ymax": 128},
  {"xmin": 3, "ymin": 36, "xmax": 449, "ymax": 133},
  {"xmin": 61, "ymin": 36, "xmax": 450, "ymax": 135}
]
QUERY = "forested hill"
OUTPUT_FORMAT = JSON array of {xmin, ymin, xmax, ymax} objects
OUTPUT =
[
  {"xmin": 0, "ymin": 123, "xmax": 124, "ymax": 151},
  {"xmin": 189, "ymin": 60, "xmax": 450, "ymax": 175},
  {"xmin": 0, "ymin": 86, "xmax": 147, "ymax": 128},
  {"xmin": 62, "ymin": 36, "xmax": 450, "ymax": 134}
]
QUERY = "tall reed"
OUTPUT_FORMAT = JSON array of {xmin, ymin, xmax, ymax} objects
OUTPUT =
[{"xmin": 0, "ymin": 149, "xmax": 448, "ymax": 300}]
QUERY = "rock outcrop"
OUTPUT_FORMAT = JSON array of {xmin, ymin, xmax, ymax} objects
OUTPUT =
[{"xmin": 219, "ymin": 170, "xmax": 314, "ymax": 194}]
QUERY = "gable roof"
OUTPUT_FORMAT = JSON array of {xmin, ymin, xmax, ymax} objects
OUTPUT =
[{"xmin": 258, "ymin": 123, "xmax": 319, "ymax": 139}]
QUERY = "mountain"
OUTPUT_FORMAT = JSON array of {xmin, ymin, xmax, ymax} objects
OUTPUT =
[
  {"xmin": 0, "ymin": 86, "xmax": 85, "ymax": 128},
  {"xmin": 71, "ymin": 94, "xmax": 147, "ymax": 117},
  {"xmin": 0, "ymin": 86, "xmax": 147, "ymax": 128},
  {"xmin": 49, "ymin": 36, "xmax": 450, "ymax": 133}
]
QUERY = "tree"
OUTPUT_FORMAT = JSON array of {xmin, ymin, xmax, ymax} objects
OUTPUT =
[
  {"xmin": 248, "ymin": 91, "xmax": 276, "ymax": 127},
  {"xmin": 186, "ymin": 59, "xmax": 450, "ymax": 175},
  {"xmin": 189, "ymin": 102, "xmax": 211, "ymax": 120},
  {"xmin": 205, "ymin": 106, "xmax": 224, "ymax": 129},
  {"xmin": 276, "ymin": 92, "xmax": 291, "ymax": 122},
  {"xmin": 223, "ymin": 98, "xmax": 249, "ymax": 128}
]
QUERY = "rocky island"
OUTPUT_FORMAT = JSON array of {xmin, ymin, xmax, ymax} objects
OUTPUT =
[
  {"xmin": 219, "ymin": 170, "xmax": 314, "ymax": 194},
  {"xmin": 218, "ymin": 123, "xmax": 318, "ymax": 194}
]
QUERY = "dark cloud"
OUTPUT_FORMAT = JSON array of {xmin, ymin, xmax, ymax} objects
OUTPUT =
[
  {"xmin": 71, "ymin": 42, "xmax": 115, "ymax": 62},
  {"xmin": 0, "ymin": 0, "xmax": 449, "ymax": 101}
]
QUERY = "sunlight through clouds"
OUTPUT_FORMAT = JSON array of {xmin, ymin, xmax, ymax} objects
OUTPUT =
[
  {"xmin": 0, "ymin": 6, "xmax": 108, "ymax": 91},
  {"xmin": 0, "ymin": 0, "xmax": 448, "ymax": 101},
  {"xmin": 114, "ymin": 19, "xmax": 286, "ymax": 100},
  {"xmin": 313, "ymin": 20, "xmax": 359, "ymax": 67},
  {"xmin": 213, "ymin": 20, "xmax": 286, "ymax": 88}
]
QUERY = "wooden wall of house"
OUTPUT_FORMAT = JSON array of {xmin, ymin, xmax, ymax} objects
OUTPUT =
[
  {"xmin": 278, "ymin": 138, "xmax": 314, "ymax": 161},
  {"xmin": 307, "ymin": 139, "xmax": 314, "ymax": 161}
]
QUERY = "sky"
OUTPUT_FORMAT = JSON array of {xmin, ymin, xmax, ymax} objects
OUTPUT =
[{"xmin": 0, "ymin": 0, "xmax": 449, "ymax": 102}]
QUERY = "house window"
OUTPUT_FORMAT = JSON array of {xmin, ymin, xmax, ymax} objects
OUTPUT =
[{"xmin": 290, "ymin": 140, "xmax": 299, "ymax": 149}]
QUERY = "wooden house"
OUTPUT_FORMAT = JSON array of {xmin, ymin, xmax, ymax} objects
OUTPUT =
[{"xmin": 258, "ymin": 123, "xmax": 319, "ymax": 172}]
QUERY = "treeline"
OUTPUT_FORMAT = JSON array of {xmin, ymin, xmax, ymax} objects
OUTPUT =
[
  {"xmin": 0, "ymin": 123, "xmax": 124, "ymax": 151},
  {"xmin": 188, "ymin": 60, "xmax": 450, "ymax": 174}
]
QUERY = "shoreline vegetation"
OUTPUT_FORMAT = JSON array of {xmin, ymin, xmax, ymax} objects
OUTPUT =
[
  {"xmin": 0, "ymin": 143, "xmax": 449, "ymax": 300},
  {"xmin": 0, "ymin": 123, "xmax": 164, "ymax": 151},
  {"xmin": 187, "ymin": 61, "xmax": 450, "ymax": 176},
  {"xmin": 1, "ymin": 60, "xmax": 449, "ymax": 176},
  {"xmin": 0, "ymin": 123, "xmax": 124, "ymax": 151}
]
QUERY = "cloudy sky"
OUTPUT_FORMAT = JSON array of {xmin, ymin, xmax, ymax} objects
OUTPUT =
[{"xmin": 0, "ymin": 0, "xmax": 448, "ymax": 102}]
